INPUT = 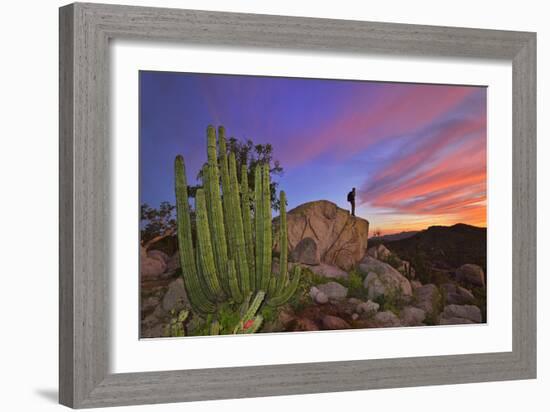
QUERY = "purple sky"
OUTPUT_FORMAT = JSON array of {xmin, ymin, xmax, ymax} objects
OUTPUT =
[{"xmin": 140, "ymin": 71, "xmax": 486, "ymax": 234}]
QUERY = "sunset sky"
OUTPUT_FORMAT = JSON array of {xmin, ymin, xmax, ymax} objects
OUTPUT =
[{"xmin": 140, "ymin": 71, "xmax": 487, "ymax": 235}]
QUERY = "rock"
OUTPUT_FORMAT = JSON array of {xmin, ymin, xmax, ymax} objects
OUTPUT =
[
  {"xmin": 456, "ymin": 264, "xmax": 485, "ymax": 288},
  {"xmin": 307, "ymin": 263, "xmax": 348, "ymax": 279},
  {"xmin": 278, "ymin": 310, "xmax": 295, "ymax": 329},
  {"xmin": 359, "ymin": 256, "xmax": 412, "ymax": 299},
  {"xmin": 373, "ymin": 311, "xmax": 401, "ymax": 327},
  {"xmin": 142, "ymin": 312, "xmax": 159, "ymax": 329},
  {"xmin": 165, "ymin": 252, "xmax": 180, "ymax": 273},
  {"xmin": 363, "ymin": 272, "xmax": 385, "ymax": 300},
  {"xmin": 440, "ymin": 304, "xmax": 482, "ymax": 323},
  {"xmin": 141, "ymin": 296, "xmax": 160, "ymax": 313},
  {"xmin": 352, "ymin": 313, "xmax": 359, "ymax": 320},
  {"xmin": 162, "ymin": 278, "xmax": 188, "ymax": 312},
  {"xmin": 413, "ymin": 284, "xmax": 441, "ymax": 317},
  {"xmin": 356, "ymin": 300, "xmax": 380, "ymax": 316},
  {"xmin": 457, "ymin": 286, "xmax": 475, "ymax": 301},
  {"xmin": 294, "ymin": 317, "xmax": 319, "ymax": 331},
  {"xmin": 321, "ymin": 315, "xmax": 351, "ymax": 330},
  {"xmin": 309, "ymin": 286, "xmax": 329, "ymax": 304},
  {"xmin": 141, "ymin": 324, "xmax": 164, "ymax": 338},
  {"xmin": 317, "ymin": 281, "xmax": 348, "ymax": 300},
  {"xmin": 290, "ymin": 237, "xmax": 320, "ymax": 265},
  {"xmin": 315, "ymin": 291, "xmax": 329, "ymax": 304},
  {"xmin": 148, "ymin": 249, "xmax": 169, "ymax": 263},
  {"xmin": 411, "ymin": 280, "xmax": 423, "ymax": 290},
  {"xmin": 140, "ymin": 246, "xmax": 167, "ymax": 279},
  {"xmin": 273, "ymin": 200, "xmax": 369, "ymax": 271},
  {"xmin": 348, "ymin": 298, "xmax": 362, "ymax": 305},
  {"xmin": 309, "ymin": 286, "xmax": 319, "ymax": 299},
  {"xmin": 366, "ymin": 244, "xmax": 392, "ymax": 260},
  {"xmin": 400, "ymin": 306, "xmax": 426, "ymax": 326},
  {"xmin": 441, "ymin": 283, "xmax": 476, "ymax": 305}
]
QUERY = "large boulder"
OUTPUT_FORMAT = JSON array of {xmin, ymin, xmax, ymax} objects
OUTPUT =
[
  {"xmin": 140, "ymin": 246, "xmax": 167, "ymax": 279},
  {"xmin": 400, "ymin": 306, "xmax": 426, "ymax": 326},
  {"xmin": 356, "ymin": 300, "xmax": 380, "ymax": 316},
  {"xmin": 373, "ymin": 311, "xmax": 401, "ymax": 327},
  {"xmin": 440, "ymin": 283, "xmax": 476, "ymax": 305},
  {"xmin": 307, "ymin": 263, "xmax": 348, "ymax": 279},
  {"xmin": 366, "ymin": 244, "xmax": 392, "ymax": 260},
  {"xmin": 456, "ymin": 264, "xmax": 485, "ymax": 288},
  {"xmin": 273, "ymin": 200, "xmax": 369, "ymax": 271},
  {"xmin": 359, "ymin": 256, "xmax": 412, "ymax": 300},
  {"xmin": 290, "ymin": 237, "xmax": 320, "ymax": 265},
  {"xmin": 162, "ymin": 277, "xmax": 189, "ymax": 312},
  {"xmin": 413, "ymin": 284, "xmax": 441, "ymax": 317},
  {"xmin": 439, "ymin": 304, "xmax": 482, "ymax": 324},
  {"xmin": 165, "ymin": 253, "xmax": 181, "ymax": 274},
  {"xmin": 317, "ymin": 281, "xmax": 348, "ymax": 300},
  {"xmin": 309, "ymin": 286, "xmax": 329, "ymax": 304},
  {"xmin": 147, "ymin": 249, "xmax": 169, "ymax": 264},
  {"xmin": 321, "ymin": 315, "xmax": 351, "ymax": 330}
]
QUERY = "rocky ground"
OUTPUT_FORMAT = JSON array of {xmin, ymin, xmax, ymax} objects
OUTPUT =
[{"xmin": 140, "ymin": 200, "xmax": 486, "ymax": 338}]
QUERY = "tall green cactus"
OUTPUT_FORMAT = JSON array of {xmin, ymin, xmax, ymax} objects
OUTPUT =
[{"xmin": 175, "ymin": 125, "xmax": 301, "ymax": 334}]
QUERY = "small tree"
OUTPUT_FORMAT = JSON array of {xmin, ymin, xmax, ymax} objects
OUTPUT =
[
  {"xmin": 140, "ymin": 201, "xmax": 176, "ymax": 247},
  {"xmin": 193, "ymin": 133, "xmax": 284, "ymax": 210}
]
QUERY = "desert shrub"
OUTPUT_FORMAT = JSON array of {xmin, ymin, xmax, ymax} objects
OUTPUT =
[
  {"xmin": 341, "ymin": 269, "xmax": 369, "ymax": 301},
  {"xmin": 373, "ymin": 286, "xmax": 406, "ymax": 316},
  {"xmin": 424, "ymin": 290, "xmax": 444, "ymax": 326},
  {"xmin": 409, "ymin": 252, "xmax": 434, "ymax": 285},
  {"xmin": 384, "ymin": 254, "xmax": 403, "ymax": 270},
  {"xmin": 283, "ymin": 266, "xmax": 317, "ymax": 312},
  {"xmin": 260, "ymin": 304, "xmax": 278, "ymax": 324}
]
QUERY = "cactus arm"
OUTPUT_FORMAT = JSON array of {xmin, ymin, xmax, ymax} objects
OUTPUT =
[
  {"xmin": 205, "ymin": 126, "xmax": 229, "ymax": 293},
  {"xmin": 268, "ymin": 277, "xmax": 282, "ymax": 301},
  {"xmin": 267, "ymin": 266, "xmax": 301, "ymax": 307},
  {"xmin": 261, "ymin": 164, "xmax": 272, "ymax": 290},
  {"xmin": 254, "ymin": 165, "xmax": 264, "ymax": 291},
  {"xmin": 243, "ymin": 290, "xmax": 266, "ymax": 322},
  {"xmin": 209, "ymin": 320, "xmax": 220, "ymax": 335},
  {"xmin": 227, "ymin": 259, "xmax": 243, "ymax": 303},
  {"xmin": 235, "ymin": 315, "xmax": 263, "ymax": 334},
  {"xmin": 218, "ymin": 126, "xmax": 233, "ymax": 261},
  {"xmin": 241, "ymin": 164, "xmax": 255, "ymax": 290},
  {"xmin": 239, "ymin": 291, "xmax": 253, "ymax": 318},
  {"xmin": 228, "ymin": 152, "xmax": 250, "ymax": 296},
  {"xmin": 233, "ymin": 291, "xmax": 266, "ymax": 333},
  {"xmin": 195, "ymin": 189, "xmax": 224, "ymax": 300},
  {"xmin": 276, "ymin": 191, "xmax": 289, "ymax": 296},
  {"xmin": 174, "ymin": 155, "xmax": 216, "ymax": 313}
]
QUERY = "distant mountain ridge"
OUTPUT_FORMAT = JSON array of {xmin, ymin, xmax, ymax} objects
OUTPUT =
[
  {"xmin": 369, "ymin": 230, "xmax": 419, "ymax": 242},
  {"xmin": 373, "ymin": 223, "xmax": 487, "ymax": 273}
]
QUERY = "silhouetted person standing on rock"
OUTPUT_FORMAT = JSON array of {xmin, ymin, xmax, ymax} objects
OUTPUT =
[{"xmin": 347, "ymin": 187, "xmax": 356, "ymax": 217}]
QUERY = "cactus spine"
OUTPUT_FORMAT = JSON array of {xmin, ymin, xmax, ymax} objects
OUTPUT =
[{"xmin": 175, "ymin": 126, "xmax": 301, "ymax": 333}]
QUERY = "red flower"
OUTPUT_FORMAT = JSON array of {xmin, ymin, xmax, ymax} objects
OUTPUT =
[{"xmin": 243, "ymin": 319, "xmax": 254, "ymax": 330}]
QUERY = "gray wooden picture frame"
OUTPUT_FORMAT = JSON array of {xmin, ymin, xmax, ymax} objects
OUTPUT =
[{"xmin": 59, "ymin": 2, "xmax": 536, "ymax": 409}]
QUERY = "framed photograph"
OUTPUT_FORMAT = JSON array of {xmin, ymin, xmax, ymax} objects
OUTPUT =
[{"xmin": 59, "ymin": 2, "xmax": 536, "ymax": 408}]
